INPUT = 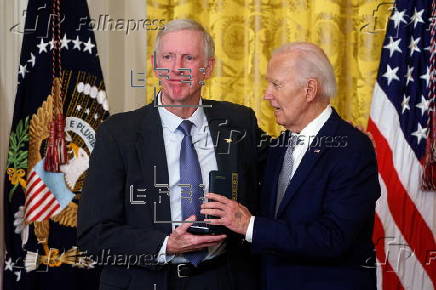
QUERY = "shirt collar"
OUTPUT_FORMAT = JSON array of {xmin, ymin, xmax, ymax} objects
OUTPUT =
[
  {"xmin": 298, "ymin": 105, "xmax": 332, "ymax": 138},
  {"xmin": 157, "ymin": 92, "xmax": 206, "ymax": 133}
]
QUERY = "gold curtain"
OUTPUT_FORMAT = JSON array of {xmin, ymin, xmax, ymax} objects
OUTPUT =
[{"xmin": 146, "ymin": 0, "xmax": 392, "ymax": 137}]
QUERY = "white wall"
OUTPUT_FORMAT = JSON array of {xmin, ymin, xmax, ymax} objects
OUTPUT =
[
  {"xmin": 0, "ymin": 0, "xmax": 28, "ymax": 285},
  {"xmin": 0, "ymin": 0, "xmax": 148, "ymax": 284}
]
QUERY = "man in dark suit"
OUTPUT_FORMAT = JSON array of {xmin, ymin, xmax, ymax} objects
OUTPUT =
[
  {"xmin": 77, "ymin": 19, "xmax": 266, "ymax": 290},
  {"xmin": 201, "ymin": 42, "xmax": 381, "ymax": 290}
]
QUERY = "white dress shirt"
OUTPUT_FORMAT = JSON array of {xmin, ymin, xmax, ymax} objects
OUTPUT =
[
  {"xmin": 156, "ymin": 95, "xmax": 226, "ymax": 264},
  {"xmin": 245, "ymin": 105, "xmax": 333, "ymax": 242}
]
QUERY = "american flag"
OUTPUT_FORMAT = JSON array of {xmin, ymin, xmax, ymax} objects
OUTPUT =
[
  {"xmin": 367, "ymin": 0, "xmax": 435, "ymax": 289},
  {"xmin": 3, "ymin": 0, "xmax": 107, "ymax": 288}
]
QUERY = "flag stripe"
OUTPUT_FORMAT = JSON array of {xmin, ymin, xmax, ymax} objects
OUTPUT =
[
  {"xmin": 25, "ymin": 189, "xmax": 52, "ymax": 221},
  {"xmin": 376, "ymin": 176, "xmax": 433, "ymax": 289},
  {"xmin": 33, "ymin": 196, "xmax": 59, "ymax": 222},
  {"xmin": 25, "ymin": 181, "xmax": 45, "ymax": 208},
  {"xmin": 373, "ymin": 214, "xmax": 405, "ymax": 290},
  {"xmin": 368, "ymin": 119, "xmax": 436, "ymax": 286},
  {"xmin": 26, "ymin": 194, "xmax": 56, "ymax": 222},
  {"xmin": 35, "ymin": 195, "xmax": 60, "ymax": 221},
  {"xmin": 45, "ymin": 203, "xmax": 62, "ymax": 219},
  {"xmin": 26, "ymin": 171, "xmax": 38, "ymax": 189},
  {"xmin": 25, "ymin": 185, "xmax": 49, "ymax": 212},
  {"xmin": 42, "ymin": 198, "xmax": 62, "ymax": 220},
  {"xmin": 25, "ymin": 184, "xmax": 49, "ymax": 212}
]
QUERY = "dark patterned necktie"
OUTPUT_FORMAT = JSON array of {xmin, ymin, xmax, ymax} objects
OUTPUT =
[
  {"xmin": 178, "ymin": 120, "xmax": 207, "ymax": 265},
  {"xmin": 275, "ymin": 134, "xmax": 296, "ymax": 216}
]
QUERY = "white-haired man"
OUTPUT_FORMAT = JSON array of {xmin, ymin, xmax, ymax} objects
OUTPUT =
[
  {"xmin": 202, "ymin": 42, "xmax": 380, "ymax": 290},
  {"xmin": 78, "ymin": 19, "xmax": 267, "ymax": 290}
]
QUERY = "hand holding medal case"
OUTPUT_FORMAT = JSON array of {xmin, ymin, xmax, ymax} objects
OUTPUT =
[{"xmin": 186, "ymin": 170, "xmax": 235, "ymax": 235}]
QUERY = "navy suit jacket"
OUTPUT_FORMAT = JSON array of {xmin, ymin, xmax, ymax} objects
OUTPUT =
[{"xmin": 252, "ymin": 109, "xmax": 380, "ymax": 290}]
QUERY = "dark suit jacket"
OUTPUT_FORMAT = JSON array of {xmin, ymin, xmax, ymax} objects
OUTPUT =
[
  {"xmin": 252, "ymin": 109, "xmax": 380, "ymax": 290},
  {"xmin": 77, "ymin": 99, "xmax": 267, "ymax": 290}
]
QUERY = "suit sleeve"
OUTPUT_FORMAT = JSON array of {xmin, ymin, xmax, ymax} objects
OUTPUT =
[
  {"xmin": 77, "ymin": 122, "xmax": 167, "ymax": 258},
  {"xmin": 252, "ymin": 138, "xmax": 380, "ymax": 259},
  {"xmin": 252, "ymin": 110, "xmax": 270, "ymax": 182}
]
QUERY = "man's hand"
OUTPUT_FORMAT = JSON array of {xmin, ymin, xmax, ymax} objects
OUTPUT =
[
  {"xmin": 166, "ymin": 215, "xmax": 226, "ymax": 254},
  {"xmin": 201, "ymin": 193, "xmax": 252, "ymax": 236}
]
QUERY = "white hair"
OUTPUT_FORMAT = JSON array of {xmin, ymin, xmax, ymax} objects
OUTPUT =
[
  {"xmin": 154, "ymin": 19, "xmax": 215, "ymax": 61},
  {"xmin": 273, "ymin": 42, "xmax": 337, "ymax": 99}
]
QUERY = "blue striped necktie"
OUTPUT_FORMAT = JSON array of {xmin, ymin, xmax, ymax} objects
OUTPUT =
[{"xmin": 178, "ymin": 120, "xmax": 207, "ymax": 265}]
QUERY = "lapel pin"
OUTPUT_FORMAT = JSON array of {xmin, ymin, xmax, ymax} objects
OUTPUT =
[
  {"xmin": 314, "ymin": 149, "xmax": 320, "ymax": 153},
  {"xmin": 225, "ymin": 138, "xmax": 233, "ymax": 143}
]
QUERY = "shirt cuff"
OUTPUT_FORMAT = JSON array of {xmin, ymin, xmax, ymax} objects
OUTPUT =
[
  {"xmin": 245, "ymin": 216, "xmax": 255, "ymax": 243},
  {"xmin": 157, "ymin": 236, "xmax": 175, "ymax": 264}
]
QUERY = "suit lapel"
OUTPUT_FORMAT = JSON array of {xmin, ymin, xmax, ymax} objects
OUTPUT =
[
  {"xmin": 203, "ymin": 99, "xmax": 237, "ymax": 174},
  {"xmin": 276, "ymin": 110, "xmax": 340, "ymax": 217},
  {"xmin": 135, "ymin": 104, "xmax": 172, "ymax": 233}
]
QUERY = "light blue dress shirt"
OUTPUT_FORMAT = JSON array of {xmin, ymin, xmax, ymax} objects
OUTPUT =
[{"xmin": 156, "ymin": 95, "xmax": 226, "ymax": 264}]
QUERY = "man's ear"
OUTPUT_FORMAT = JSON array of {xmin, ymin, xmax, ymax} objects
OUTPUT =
[
  {"xmin": 305, "ymin": 79, "xmax": 318, "ymax": 102},
  {"xmin": 203, "ymin": 57, "xmax": 216, "ymax": 79}
]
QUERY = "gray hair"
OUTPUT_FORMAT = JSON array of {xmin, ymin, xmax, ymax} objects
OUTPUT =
[
  {"xmin": 273, "ymin": 42, "xmax": 337, "ymax": 99},
  {"xmin": 154, "ymin": 19, "xmax": 215, "ymax": 61}
]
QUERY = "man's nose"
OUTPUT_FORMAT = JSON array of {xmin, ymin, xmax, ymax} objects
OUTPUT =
[
  {"xmin": 264, "ymin": 86, "xmax": 274, "ymax": 100},
  {"xmin": 171, "ymin": 56, "xmax": 184, "ymax": 74}
]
